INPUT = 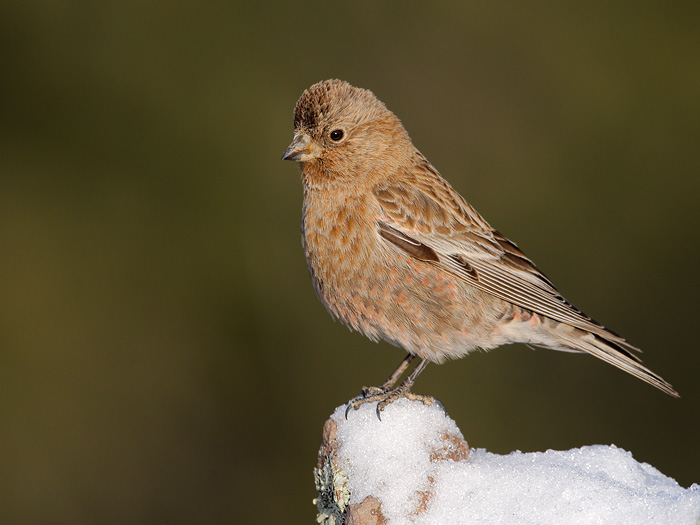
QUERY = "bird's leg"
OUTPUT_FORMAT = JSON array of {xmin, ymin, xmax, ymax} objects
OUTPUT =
[
  {"xmin": 360, "ymin": 352, "xmax": 415, "ymax": 397},
  {"xmin": 375, "ymin": 358, "xmax": 436, "ymax": 413},
  {"xmin": 346, "ymin": 356, "xmax": 440, "ymax": 419}
]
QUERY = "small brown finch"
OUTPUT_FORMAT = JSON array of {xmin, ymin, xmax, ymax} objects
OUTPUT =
[{"xmin": 283, "ymin": 79, "xmax": 678, "ymax": 411}]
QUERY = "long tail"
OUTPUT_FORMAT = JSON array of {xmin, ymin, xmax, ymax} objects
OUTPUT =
[
  {"xmin": 512, "ymin": 310, "xmax": 680, "ymax": 397},
  {"xmin": 544, "ymin": 321, "xmax": 679, "ymax": 397}
]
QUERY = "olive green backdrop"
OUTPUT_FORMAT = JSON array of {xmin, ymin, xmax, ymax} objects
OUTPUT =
[{"xmin": 1, "ymin": 2, "xmax": 698, "ymax": 523}]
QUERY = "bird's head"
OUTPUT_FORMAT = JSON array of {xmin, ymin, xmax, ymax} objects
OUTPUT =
[{"xmin": 282, "ymin": 80, "xmax": 411, "ymax": 185}]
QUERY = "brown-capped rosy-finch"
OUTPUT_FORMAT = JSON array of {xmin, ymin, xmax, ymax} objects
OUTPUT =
[{"xmin": 282, "ymin": 79, "xmax": 678, "ymax": 413}]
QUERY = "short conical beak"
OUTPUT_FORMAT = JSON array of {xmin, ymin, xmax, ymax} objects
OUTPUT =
[{"xmin": 281, "ymin": 133, "xmax": 318, "ymax": 162}]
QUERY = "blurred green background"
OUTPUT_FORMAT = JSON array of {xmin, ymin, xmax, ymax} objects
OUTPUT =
[{"xmin": 1, "ymin": 1, "xmax": 698, "ymax": 522}]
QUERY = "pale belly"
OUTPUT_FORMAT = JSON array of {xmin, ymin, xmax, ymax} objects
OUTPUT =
[{"xmin": 302, "ymin": 201, "xmax": 510, "ymax": 363}]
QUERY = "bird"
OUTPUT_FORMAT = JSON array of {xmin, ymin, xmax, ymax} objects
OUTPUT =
[{"xmin": 282, "ymin": 79, "xmax": 678, "ymax": 413}]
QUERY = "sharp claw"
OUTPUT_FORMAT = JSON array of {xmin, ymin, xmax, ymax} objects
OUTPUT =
[
  {"xmin": 344, "ymin": 384, "xmax": 439, "ymax": 421},
  {"xmin": 434, "ymin": 398, "xmax": 446, "ymax": 415}
]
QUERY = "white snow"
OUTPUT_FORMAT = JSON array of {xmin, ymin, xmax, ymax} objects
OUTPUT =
[{"xmin": 331, "ymin": 399, "xmax": 700, "ymax": 525}]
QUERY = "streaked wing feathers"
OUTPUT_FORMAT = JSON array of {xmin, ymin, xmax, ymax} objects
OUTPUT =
[{"xmin": 374, "ymin": 180, "xmax": 637, "ymax": 352}]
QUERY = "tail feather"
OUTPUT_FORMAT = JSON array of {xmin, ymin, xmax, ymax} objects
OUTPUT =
[
  {"xmin": 500, "ymin": 307, "xmax": 678, "ymax": 397},
  {"xmin": 555, "ymin": 328, "xmax": 679, "ymax": 398}
]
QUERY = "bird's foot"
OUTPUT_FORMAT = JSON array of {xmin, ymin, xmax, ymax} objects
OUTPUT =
[{"xmin": 345, "ymin": 384, "xmax": 440, "ymax": 420}]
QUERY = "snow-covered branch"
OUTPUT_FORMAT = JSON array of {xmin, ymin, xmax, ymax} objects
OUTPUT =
[{"xmin": 314, "ymin": 399, "xmax": 699, "ymax": 525}]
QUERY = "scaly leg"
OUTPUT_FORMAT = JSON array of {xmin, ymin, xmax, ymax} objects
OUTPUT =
[
  {"xmin": 380, "ymin": 352, "xmax": 415, "ymax": 389},
  {"xmin": 345, "ymin": 356, "xmax": 438, "ymax": 419}
]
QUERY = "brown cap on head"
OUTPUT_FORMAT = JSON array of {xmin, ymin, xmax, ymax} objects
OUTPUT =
[
  {"xmin": 292, "ymin": 80, "xmax": 391, "ymax": 133},
  {"xmin": 282, "ymin": 80, "xmax": 408, "ymax": 169}
]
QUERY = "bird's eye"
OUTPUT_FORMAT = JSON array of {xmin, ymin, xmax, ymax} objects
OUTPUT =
[{"xmin": 329, "ymin": 129, "xmax": 344, "ymax": 142}]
